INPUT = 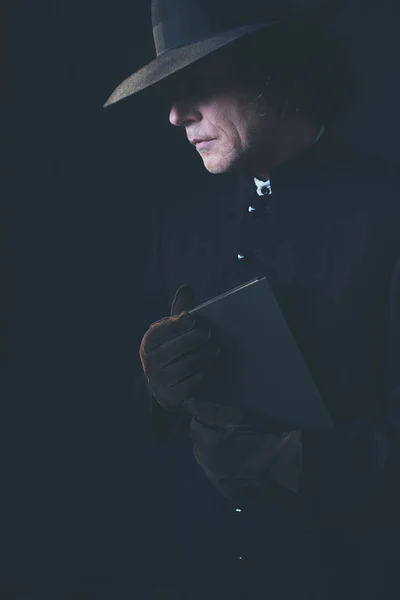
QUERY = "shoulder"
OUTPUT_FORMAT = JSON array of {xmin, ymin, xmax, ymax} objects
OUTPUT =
[
  {"xmin": 320, "ymin": 132, "xmax": 400, "ymax": 191},
  {"xmin": 300, "ymin": 132, "xmax": 400, "ymax": 234}
]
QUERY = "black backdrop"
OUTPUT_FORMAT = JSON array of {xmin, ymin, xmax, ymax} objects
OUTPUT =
[{"xmin": 3, "ymin": 0, "xmax": 399, "ymax": 596}]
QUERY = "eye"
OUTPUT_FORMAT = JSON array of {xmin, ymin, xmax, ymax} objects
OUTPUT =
[
  {"xmin": 162, "ymin": 79, "xmax": 192, "ymax": 103},
  {"xmin": 163, "ymin": 70, "xmax": 233, "ymax": 104}
]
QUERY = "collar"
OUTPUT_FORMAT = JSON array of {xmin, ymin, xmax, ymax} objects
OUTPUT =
[{"xmin": 253, "ymin": 124, "xmax": 326, "ymax": 196}]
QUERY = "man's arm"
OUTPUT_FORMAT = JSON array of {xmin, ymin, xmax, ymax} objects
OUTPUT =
[
  {"xmin": 301, "ymin": 252, "xmax": 400, "ymax": 526},
  {"xmin": 138, "ymin": 199, "xmax": 400, "ymax": 523},
  {"xmin": 187, "ymin": 254, "xmax": 400, "ymax": 525}
]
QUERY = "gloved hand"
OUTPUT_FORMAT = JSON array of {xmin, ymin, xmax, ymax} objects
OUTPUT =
[
  {"xmin": 139, "ymin": 284, "xmax": 221, "ymax": 413},
  {"xmin": 139, "ymin": 284, "xmax": 302, "ymax": 502},
  {"xmin": 189, "ymin": 420, "xmax": 302, "ymax": 503},
  {"xmin": 139, "ymin": 284, "xmax": 294, "ymax": 431}
]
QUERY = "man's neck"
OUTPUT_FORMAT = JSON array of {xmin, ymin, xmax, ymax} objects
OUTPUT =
[{"xmin": 253, "ymin": 117, "xmax": 320, "ymax": 181}]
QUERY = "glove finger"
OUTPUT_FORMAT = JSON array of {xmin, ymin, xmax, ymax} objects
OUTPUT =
[
  {"xmin": 140, "ymin": 321, "xmax": 213, "ymax": 365},
  {"xmin": 142, "ymin": 327, "xmax": 214, "ymax": 370},
  {"xmin": 153, "ymin": 371, "xmax": 206, "ymax": 409},
  {"xmin": 139, "ymin": 331, "xmax": 216, "ymax": 384},
  {"xmin": 150, "ymin": 342, "xmax": 220, "ymax": 387},
  {"xmin": 170, "ymin": 285, "xmax": 196, "ymax": 316},
  {"xmin": 170, "ymin": 371, "xmax": 209, "ymax": 400},
  {"xmin": 141, "ymin": 311, "xmax": 197, "ymax": 354}
]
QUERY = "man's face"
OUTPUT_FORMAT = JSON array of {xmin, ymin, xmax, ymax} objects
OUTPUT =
[{"xmin": 167, "ymin": 50, "xmax": 281, "ymax": 175}]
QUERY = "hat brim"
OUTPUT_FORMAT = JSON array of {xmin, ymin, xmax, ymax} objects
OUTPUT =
[{"xmin": 103, "ymin": 22, "xmax": 275, "ymax": 107}]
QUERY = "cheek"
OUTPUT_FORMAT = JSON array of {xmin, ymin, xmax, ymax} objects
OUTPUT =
[
  {"xmin": 213, "ymin": 112, "xmax": 246, "ymax": 149},
  {"xmin": 202, "ymin": 93, "xmax": 255, "ymax": 152}
]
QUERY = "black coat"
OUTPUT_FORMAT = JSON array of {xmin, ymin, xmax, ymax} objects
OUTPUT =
[{"xmin": 133, "ymin": 129, "xmax": 400, "ymax": 599}]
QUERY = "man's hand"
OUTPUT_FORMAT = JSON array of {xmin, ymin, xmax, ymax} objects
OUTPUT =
[
  {"xmin": 139, "ymin": 284, "xmax": 220, "ymax": 411},
  {"xmin": 189, "ymin": 418, "xmax": 302, "ymax": 501},
  {"xmin": 139, "ymin": 284, "xmax": 292, "ymax": 431},
  {"xmin": 139, "ymin": 284, "xmax": 302, "ymax": 499}
]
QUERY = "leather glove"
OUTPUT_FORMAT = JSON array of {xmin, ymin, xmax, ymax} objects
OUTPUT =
[
  {"xmin": 139, "ymin": 285, "xmax": 302, "ymax": 502},
  {"xmin": 189, "ymin": 419, "xmax": 302, "ymax": 503},
  {"xmin": 139, "ymin": 284, "xmax": 293, "ymax": 432},
  {"xmin": 139, "ymin": 284, "xmax": 220, "ymax": 413}
]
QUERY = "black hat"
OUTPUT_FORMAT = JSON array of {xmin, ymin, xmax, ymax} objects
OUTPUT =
[{"xmin": 104, "ymin": 0, "xmax": 342, "ymax": 108}]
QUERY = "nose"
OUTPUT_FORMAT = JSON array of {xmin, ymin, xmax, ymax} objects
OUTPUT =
[{"xmin": 169, "ymin": 101, "xmax": 202, "ymax": 127}]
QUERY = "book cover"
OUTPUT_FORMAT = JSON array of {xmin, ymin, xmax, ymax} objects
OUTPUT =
[{"xmin": 189, "ymin": 277, "xmax": 333, "ymax": 431}]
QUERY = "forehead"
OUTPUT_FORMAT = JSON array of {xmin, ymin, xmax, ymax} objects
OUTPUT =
[
  {"xmin": 188, "ymin": 47, "xmax": 236, "ymax": 76},
  {"xmin": 165, "ymin": 47, "xmax": 239, "ymax": 92}
]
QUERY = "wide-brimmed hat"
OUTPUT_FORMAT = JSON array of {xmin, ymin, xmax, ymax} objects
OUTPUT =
[{"xmin": 104, "ymin": 0, "xmax": 343, "ymax": 108}]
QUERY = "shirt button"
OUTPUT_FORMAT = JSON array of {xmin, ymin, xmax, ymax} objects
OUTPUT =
[
  {"xmin": 259, "ymin": 185, "xmax": 271, "ymax": 195},
  {"xmin": 247, "ymin": 204, "xmax": 263, "ymax": 217},
  {"xmin": 236, "ymin": 250, "xmax": 255, "ymax": 263},
  {"xmin": 246, "ymin": 198, "xmax": 270, "ymax": 217}
]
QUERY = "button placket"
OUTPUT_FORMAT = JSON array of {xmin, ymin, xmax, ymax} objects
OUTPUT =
[
  {"xmin": 233, "ymin": 506, "xmax": 246, "ymax": 563},
  {"xmin": 236, "ymin": 249, "xmax": 255, "ymax": 263},
  {"xmin": 235, "ymin": 188, "xmax": 274, "ymax": 271},
  {"xmin": 247, "ymin": 197, "xmax": 272, "ymax": 218}
]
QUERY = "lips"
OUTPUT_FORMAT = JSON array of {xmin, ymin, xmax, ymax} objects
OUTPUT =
[{"xmin": 189, "ymin": 138, "xmax": 214, "ymax": 145}]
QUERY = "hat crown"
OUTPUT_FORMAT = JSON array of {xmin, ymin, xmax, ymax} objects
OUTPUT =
[
  {"xmin": 104, "ymin": 0, "xmax": 345, "ymax": 107},
  {"xmin": 152, "ymin": 0, "xmax": 220, "ymax": 55},
  {"xmin": 151, "ymin": 0, "xmax": 339, "ymax": 55}
]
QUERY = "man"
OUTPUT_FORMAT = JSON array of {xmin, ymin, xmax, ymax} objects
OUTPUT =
[{"xmin": 105, "ymin": 1, "xmax": 400, "ymax": 598}]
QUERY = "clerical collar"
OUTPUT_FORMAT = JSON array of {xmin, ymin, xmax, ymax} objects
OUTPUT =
[{"xmin": 253, "ymin": 124, "xmax": 326, "ymax": 196}]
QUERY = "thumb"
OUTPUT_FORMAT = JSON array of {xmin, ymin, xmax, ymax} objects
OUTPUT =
[{"xmin": 170, "ymin": 284, "xmax": 196, "ymax": 316}]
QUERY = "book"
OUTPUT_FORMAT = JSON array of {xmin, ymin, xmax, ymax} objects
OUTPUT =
[{"xmin": 189, "ymin": 277, "xmax": 333, "ymax": 431}]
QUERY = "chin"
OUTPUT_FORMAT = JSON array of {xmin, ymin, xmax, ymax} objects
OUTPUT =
[
  {"xmin": 204, "ymin": 165, "xmax": 227, "ymax": 174},
  {"xmin": 202, "ymin": 156, "xmax": 241, "ymax": 175}
]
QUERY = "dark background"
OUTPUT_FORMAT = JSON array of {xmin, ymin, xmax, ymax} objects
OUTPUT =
[{"xmin": 2, "ymin": 0, "xmax": 399, "ymax": 596}]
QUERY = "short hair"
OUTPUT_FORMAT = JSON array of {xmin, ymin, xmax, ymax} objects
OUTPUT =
[{"xmin": 226, "ymin": 19, "xmax": 358, "ymax": 124}]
